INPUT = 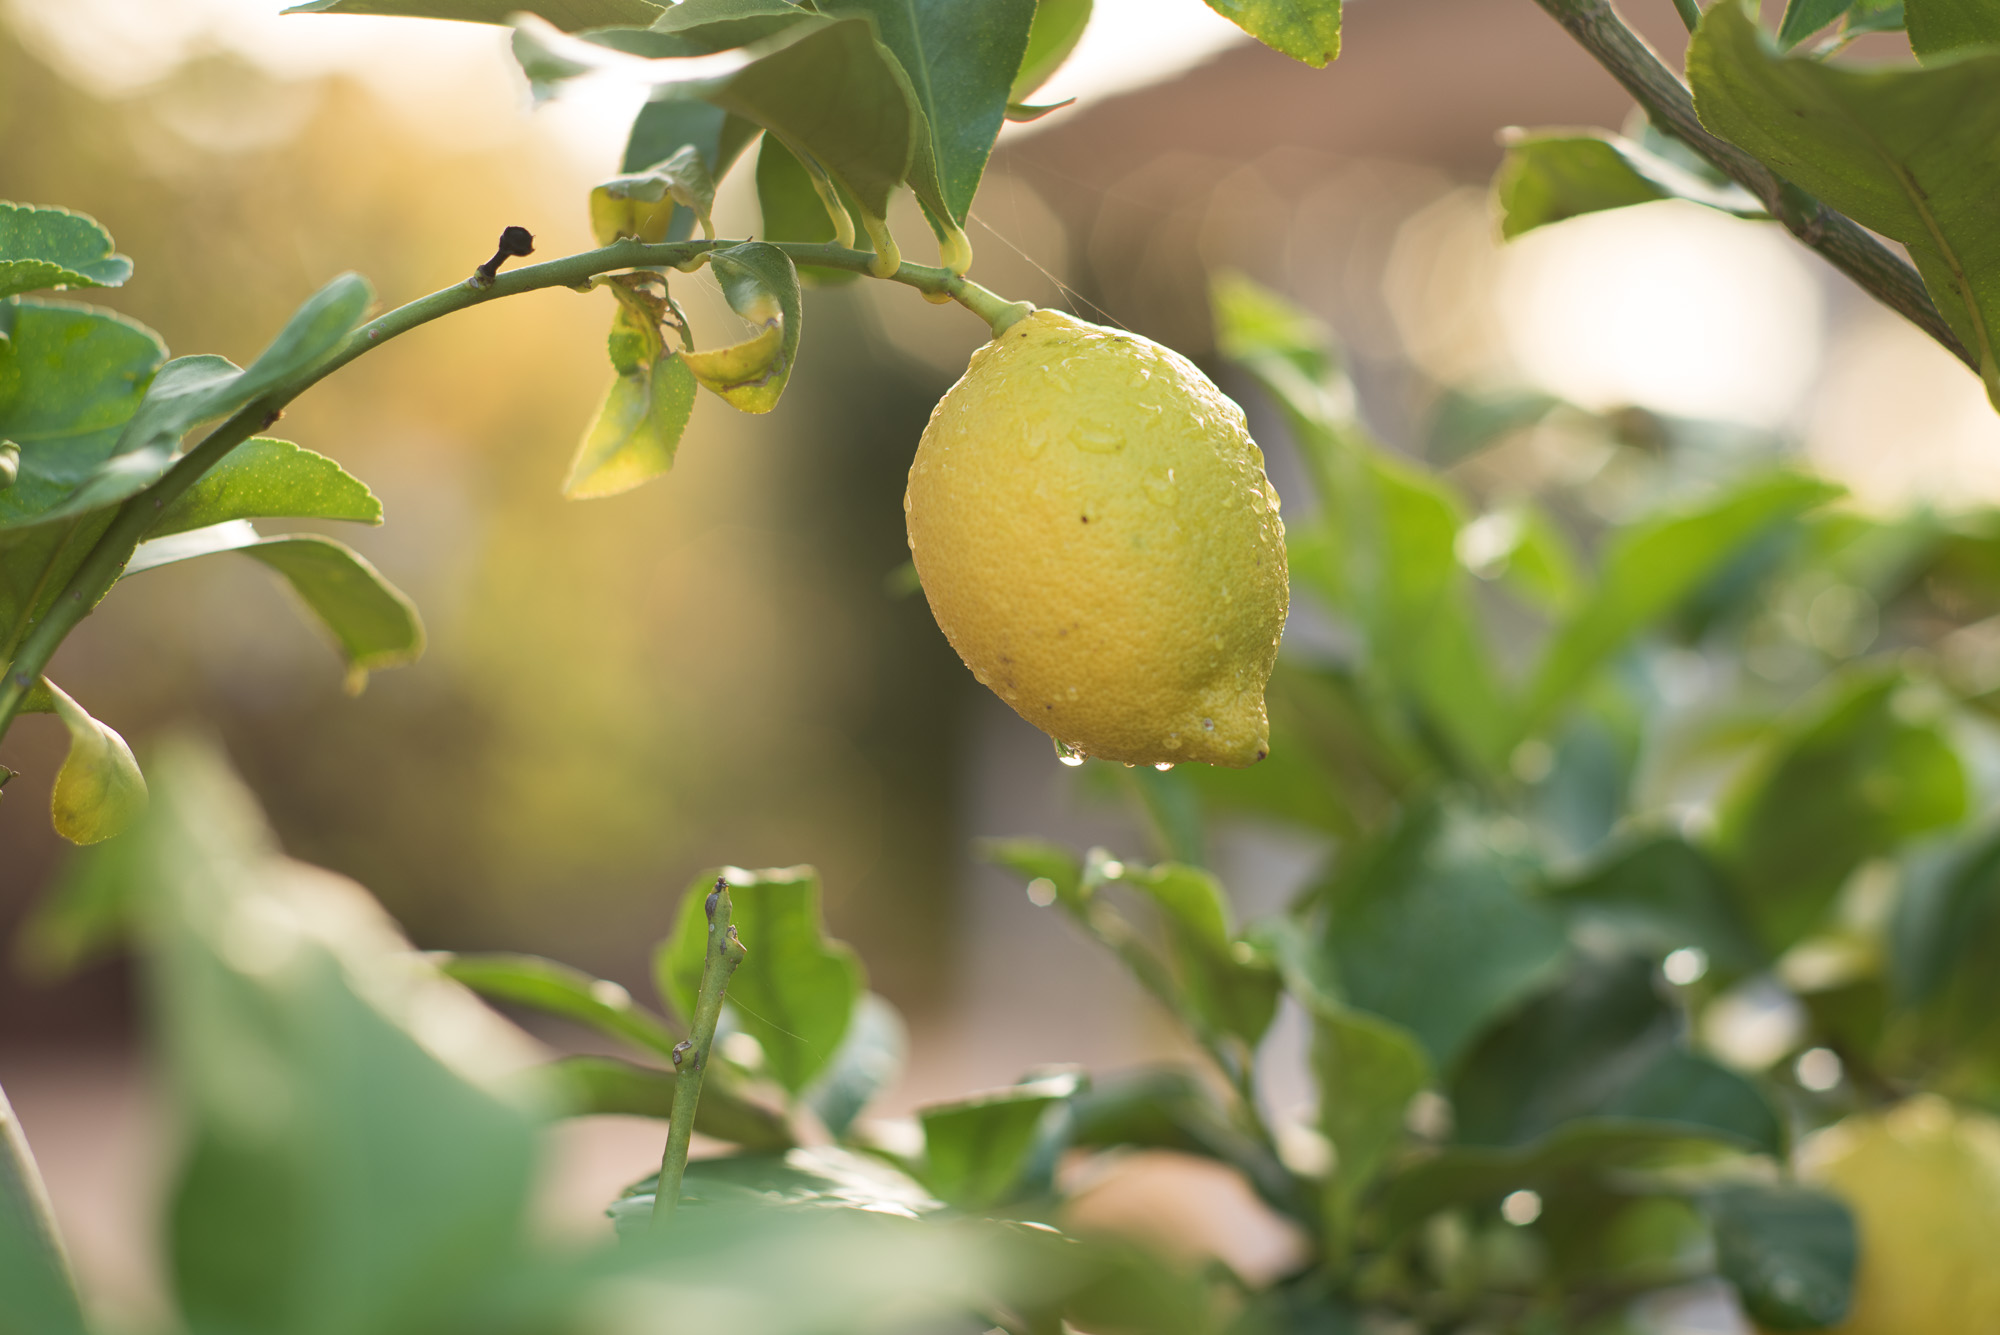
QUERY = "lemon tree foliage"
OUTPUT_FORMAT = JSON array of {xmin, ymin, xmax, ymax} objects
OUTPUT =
[{"xmin": 12, "ymin": 1, "xmax": 2000, "ymax": 1334}]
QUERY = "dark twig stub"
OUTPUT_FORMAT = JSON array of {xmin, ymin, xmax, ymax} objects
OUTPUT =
[{"xmin": 472, "ymin": 226, "xmax": 535, "ymax": 287}]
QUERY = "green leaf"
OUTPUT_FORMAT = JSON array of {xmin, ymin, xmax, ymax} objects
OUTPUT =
[
  {"xmin": 13, "ymin": 273, "xmax": 372, "ymax": 532},
  {"xmin": 124, "ymin": 526, "xmax": 424, "ymax": 689},
  {"xmin": 284, "ymin": 0, "xmax": 661, "ymax": 27},
  {"xmin": 1904, "ymin": 0, "xmax": 2000, "ymax": 57},
  {"xmin": 684, "ymin": 241, "xmax": 801, "ymax": 413},
  {"xmin": 756, "ymin": 136, "xmax": 861, "ymax": 283},
  {"xmin": 590, "ymin": 144, "xmax": 718, "ymax": 243},
  {"xmin": 658, "ymin": 865, "xmax": 864, "ymax": 1094},
  {"xmin": 916, "ymin": 1073, "xmax": 1076, "ymax": 1211},
  {"xmin": 435, "ymin": 951, "xmax": 681, "ymax": 1056},
  {"xmin": 1374, "ymin": 1119, "xmax": 1755, "ymax": 1240},
  {"xmin": 542, "ymin": 1054, "xmax": 793, "ymax": 1148},
  {"xmin": 1067, "ymin": 1066, "xmax": 1305, "ymax": 1220},
  {"xmin": 1013, "ymin": 0, "xmax": 1090, "ymax": 100},
  {"xmin": 567, "ymin": 300, "xmax": 698, "ymax": 498},
  {"xmin": 621, "ymin": 101, "xmax": 761, "ymax": 242},
  {"xmin": 43, "ymin": 678, "xmax": 146, "ymax": 845},
  {"xmin": 1313, "ymin": 1006, "xmax": 1429, "ymax": 1245},
  {"xmin": 1450, "ymin": 954, "xmax": 1783, "ymax": 1156},
  {"xmin": 1125, "ymin": 764, "xmax": 1206, "ymax": 866},
  {"xmin": 1690, "ymin": 2, "xmax": 2000, "ymax": 405},
  {"xmin": 1202, "ymin": 0, "xmax": 1340, "ymax": 66},
  {"xmin": 804, "ymin": 993, "xmax": 906, "ymax": 1137},
  {"xmin": 0, "ymin": 202, "xmax": 132, "ymax": 299},
  {"xmin": 1115, "ymin": 861, "xmax": 1279, "ymax": 1044},
  {"xmin": 123, "ymin": 740, "xmax": 541, "ymax": 1335},
  {"xmin": 1522, "ymin": 472, "xmax": 1840, "ymax": 736},
  {"xmin": 531, "ymin": 16, "xmax": 917, "ymax": 224},
  {"xmin": 1778, "ymin": 0, "xmax": 1859, "ymax": 46},
  {"xmin": 980, "ymin": 836, "xmax": 1086, "ymax": 912},
  {"xmin": 817, "ymin": 0, "xmax": 1037, "ymax": 225},
  {"xmin": 147, "ymin": 438, "xmax": 380, "ymax": 540},
  {"xmin": 1325, "ymin": 804, "xmax": 1568, "ymax": 1070},
  {"xmin": 0, "ymin": 1085, "xmax": 87, "ymax": 1335},
  {"xmin": 1716, "ymin": 672, "xmax": 1965, "ymax": 954},
  {"xmin": 1706, "ymin": 1184, "xmax": 1856, "ymax": 1329},
  {"xmin": 1549, "ymin": 834, "xmax": 1766, "ymax": 977},
  {"xmin": 610, "ymin": 1145, "xmax": 941, "ymax": 1233},
  {"xmin": 1493, "ymin": 131, "xmax": 1762, "ymax": 240}
]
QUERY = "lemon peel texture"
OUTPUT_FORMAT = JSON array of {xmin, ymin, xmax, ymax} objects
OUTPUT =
[
  {"xmin": 1789, "ymin": 1096, "xmax": 2000, "ymax": 1335},
  {"xmin": 904, "ymin": 309, "xmax": 1288, "ymax": 768}
]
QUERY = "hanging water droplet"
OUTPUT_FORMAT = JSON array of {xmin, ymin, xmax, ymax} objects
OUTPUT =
[
  {"xmin": 1154, "ymin": 762, "xmax": 1175, "ymax": 772},
  {"xmin": 1143, "ymin": 468, "xmax": 1178, "ymax": 506},
  {"xmin": 1201, "ymin": 718, "xmax": 1216, "ymax": 731},
  {"xmin": 1054, "ymin": 738, "xmax": 1086, "ymax": 766}
]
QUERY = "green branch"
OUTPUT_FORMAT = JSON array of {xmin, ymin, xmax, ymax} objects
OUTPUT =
[
  {"xmin": 0, "ymin": 237, "xmax": 1035, "ymax": 746},
  {"xmin": 1527, "ymin": 0, "xmax": 1975, "ymax": 369},
  {"xmin": 653, "ymin": 879, "xmax": 747, "ymax": 1224}
]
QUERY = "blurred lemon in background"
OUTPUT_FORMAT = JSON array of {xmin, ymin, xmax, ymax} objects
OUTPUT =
[{"xmin": 1796, "ymin": 1096, "xmax": 2000, "ymax": 1335}]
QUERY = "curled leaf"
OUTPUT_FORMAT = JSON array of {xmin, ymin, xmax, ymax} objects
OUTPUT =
[
  {"xmin": 43, "ymin": 679, "xmax": 147, "ymax": 845},
  {"xmin": 589, "ymin": 144, "xmax": 718, "ymax": 244},
  {"xmin": 682, "ymin": 242, "xmax": 802, "ymax": 413},
  {"xmin": 567, "ymin": 279, "xmax": 698, "ymax": 497}
]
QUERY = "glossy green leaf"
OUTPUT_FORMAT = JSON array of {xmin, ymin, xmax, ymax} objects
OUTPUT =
[
  {"xmin": 684, "ymin": 241, "xmax": 801, "ymax": 412},
  {"xmin": 1125, "ymin": 764, "xmax": 1206, "ymax": 866},
  {"xmin": 1451, "ymin": 954, "xmax": 1782, "ymax": 1155},
  {"xmin": 658, "ymin": 865, "xmax": 864, "ymax": 1094},
  {"xmin": 916, "ymin": 1073, "xmax": 1075, "ymax": 1211},
  {"xmin": 1691, "ymin": 3, "xmax": 2000, "ymax": 405},
  {"xmin": 1550, "ymin": 834, "xmax": 1766, "ymax": 976},
  {"xmin": 43, "ymin": 678, "xmax": 146, "ymax": 846},
  {"xmin": 0, "ymin": 203, "xmax": 131, "ymax": 299},
  {"xmin": 1707, "ymin": 1184, "xmax": 1856, "ymax": 1329},
  {"xmin": 542, "ymin": 1054, "xmax": 793, "ymax": 1149},
  {"xmin": 124, "ymin": 526, "xmax": 424, "ymax": 688},
  {"xmin": 591, "ymin": 144, "xmax": 718, "ymax": 243},
  {"xmin": 1202, "ymin": 0, "xmax": 1340, "ymax": 66},
  {"xmin": 756, "ymin": 135, "xmax": 861, "ymax": 283},
  {"xmin": 13, "ymin": 273, "xmax": 372, "ymax": 532},
  {"xmin": 122, "ymin": 740, "xmax": 542, "ymax": 1335},
  {"xmin": 1314, "ymin": 1006, "xmax": 1429, "ymax": 1244},
  {"xmin": 0, "ymin": 1084, "xmax": 87, "ymax": 1335},
  {"xmin": 1777, "ymin": 0, "xmax": 1858, "ymax": 46},
  {"xmin": 620, "ymin": 101, "xmax": 760, "ymax": 243},
  {"xmin": 528, "ymin": 16, "xmax": 917, "ymax": 222},
  {"xmin": 1905, "ymin": 0, "xmax": 2000, "ymax": 57},
  {"xmin": 652, "ymin": 0, "xmax": 812, "ymax": 34},
  {"xmin": 1013, "ymin": 0, "xmax": 1090, "ymax": 100},
  {"xmin": 284, "ymin": 0, "xmax": 660, "ymax": 27},
  {"xmin": 818, "ymin": 0, "xmax": 1036, "ymax": 225},
  {"xmin": 435, "ymin": 951, "xmax": 681, "ymax": 1056},
  {"xmin": 567, "ymin": 299, "xmax": 698, "ymax": 498},
  {"xmin": 1522, "ymin": 472, "xmax": 1840, "ymax": 736},
  {"xmin": 147, "ymin": 438, "xmax": 380, "ymax": 540},
  {"xmin": 1891, "ymin": 825, "xmax": 2000, "ymax": 1079},
  {"xmin": 1494, "ymin": 131, "xmax": 1762, "ymax": 240},
  {"xmin": 804, "ymin": 993, "xmax": 907, "ymax": 1137},
  {"xmin": 1716, "ymin": 672, "xmax": 1965, "ymax": 953},
  {"xmin": 1114, "ymin": 861, "xmax": 1279, "ymax": 1044},
  {"xmin": 1326, "ymin": 804, "xmax": 1567, "ymax": 1070}
]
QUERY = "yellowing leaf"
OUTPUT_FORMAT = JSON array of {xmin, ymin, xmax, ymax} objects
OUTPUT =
[
  {"xmin": 681, "ymin": 242, "xmax": 801, "ymax": 413},
  {"xmin": 588, "ymin": 144, "xmax": 718, "ymax": 244}
]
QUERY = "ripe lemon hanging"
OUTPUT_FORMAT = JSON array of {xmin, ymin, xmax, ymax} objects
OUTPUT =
[
  {"xmin": 904, "ymin": 309, "xmax": 1288, "ymax": 768},
  {"xmin": 1786, "ymin": 1097, "xmax": 2000, "ymax": 1335}
]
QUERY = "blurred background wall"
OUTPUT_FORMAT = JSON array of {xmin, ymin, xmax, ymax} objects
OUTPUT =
[{"xmin": 7, "ymin": 0, "xmax": 2000, "ymax": 1322}]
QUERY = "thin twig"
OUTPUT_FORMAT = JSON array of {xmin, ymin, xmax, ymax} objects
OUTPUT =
[
  {"xmin": 1528, "ymin": 0, "xmax": 1975, "ymax": 369},
  {"xmin": 653, "ymin": 879, "xmax": 746, "ymax": 1223},
  {"xmin": 0, "ymin": 237, "xmax": 1035, "ymax": 746}
]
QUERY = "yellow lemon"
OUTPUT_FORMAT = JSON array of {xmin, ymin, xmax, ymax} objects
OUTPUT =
[
  {"xmin": 1788, "ymin": 1096, "xmax": 2000, "ymax": 1334},
  {"xmin": 904, "ymin": 309, "xmax": 1287, "ymax": 768}
]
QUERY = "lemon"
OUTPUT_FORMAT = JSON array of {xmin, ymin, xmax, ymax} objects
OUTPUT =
[
  {"xmin": 904, "ymin": 309, "xmax": 1287, "ymax": 768},
  {"xmin": 1788, "ymin": 1097, "xmax": 2000, "ymax": 1334}
]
